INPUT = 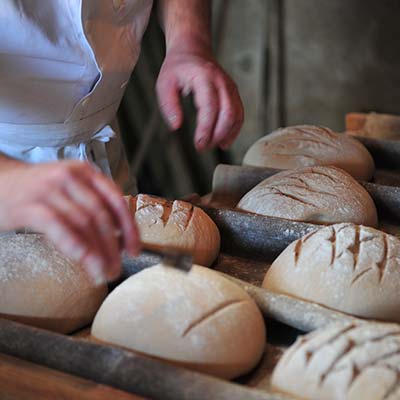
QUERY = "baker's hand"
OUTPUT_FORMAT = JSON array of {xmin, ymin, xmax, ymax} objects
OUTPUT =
[
  {"xmin": 0, "ymin": 159, "xmax": 140, "ymax": 284},
  {"xmin": 156, "ymin": 49, "xmax": 244, "ymax": 151}
]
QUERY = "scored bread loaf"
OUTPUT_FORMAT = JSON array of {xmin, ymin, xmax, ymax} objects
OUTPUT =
[
  {"xmin": 126, "ymin": 194, "xmax": 220, "ymax": 266},
  {"xmin": 272, "ymin": 321, "xmax": 400, "ymax": 400},
  {"xmin": 237, "ymin": 166, "xmax": 378, "ymax": 226},
  {"xmin": 91, "ymin": 264, "xmax": 266, "ymax": 379},
  {"xmin": 263, "ymin": 223, "xmax": 400, "ymax": 322},
  {"xmin": 0, "ymin": 234, "xmax": 107, "ymax": 333},
  {"xmin": 243, "ymin": 125, "xmax": 375, "ymax": 181}
]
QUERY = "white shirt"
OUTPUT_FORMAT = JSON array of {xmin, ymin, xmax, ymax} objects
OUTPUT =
[{"xmin": 0, "ymin": 0, "xmax": 153, "ymax": 178}]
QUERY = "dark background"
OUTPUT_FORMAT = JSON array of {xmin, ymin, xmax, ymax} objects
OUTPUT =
[{"xmin": 118, "ymin": 0, "xmax": 400, "ymax": 198}]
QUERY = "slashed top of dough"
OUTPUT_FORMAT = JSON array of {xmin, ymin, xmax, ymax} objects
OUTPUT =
[
  {"xmin": 272, "ymin": 321, "xmax": 400, "ymax": 400},
  {"xmin": 132, "ymin": 194, "xmax": 195, "ymax": 233},
  {"xmin": 237, "ymin": 166, "xmax": 377, "ymax": 226},
  {"xmin": 263, "ymin": 223, "xmax": 400, "ymax": 322},
  {"xmin": 243, "ymin": 125, "xmax": 374, "ymax": 181},
  {"xmin": 125, "ymin": 194, "xmax": 221, "ymax": 266}
]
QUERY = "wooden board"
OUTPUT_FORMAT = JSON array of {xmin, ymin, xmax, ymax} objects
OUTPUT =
[
  {"xmin": 0, "ymin": 353, "xmax": 144, "ymax": 400},
  {"xmin": 6, "ymin": 136, "xmax": 400, "ymax": 398},
  {"xmin": 346, "ymin": 112, "xmax": 400, "ymax": 139},
  {"xmin": 0, "ymin": 250, "xmax": 360, "ymax": 400},
  {"xmin": 0, "ymin": 317, "xmax": 289, "ymax": 400}
]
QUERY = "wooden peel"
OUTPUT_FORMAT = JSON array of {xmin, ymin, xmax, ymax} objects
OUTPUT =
[{"xmin": 346, "ymin": 112, "xmax": 400, "ymax": 139}]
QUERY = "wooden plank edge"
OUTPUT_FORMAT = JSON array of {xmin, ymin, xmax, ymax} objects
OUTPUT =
[{"xmin": 0, "ymin": 318, "xmax": 277, "ymax": 400}]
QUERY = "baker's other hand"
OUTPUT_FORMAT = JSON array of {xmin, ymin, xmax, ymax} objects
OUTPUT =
[
  {"xmin": 0, "ymin": 159, "xmax": 140, "ymax": 284},
  {"xmin": 156, "ymin": 48, "xmax": 244, "ymax": 152}
]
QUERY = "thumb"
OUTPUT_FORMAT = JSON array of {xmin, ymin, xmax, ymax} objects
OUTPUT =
[{"xmin": 156, "ymin": 77, "xmax": 184, "ymax": 131}]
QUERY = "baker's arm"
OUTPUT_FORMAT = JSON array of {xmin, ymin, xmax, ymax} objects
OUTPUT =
[
  {"xmin": 156, "ymin": 0, "xmax": 244, "ymax": 151},
  {"xmin": 0, "ymin": 154, "xmax": 139, "ymax": 283}
]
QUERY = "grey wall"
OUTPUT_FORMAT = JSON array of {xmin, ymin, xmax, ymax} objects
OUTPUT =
[
  {"xmin": 121, "ymin": 0, "xmax": 400, "ymax": 197},
  {"xmin": 213, "ymin": 0, "xmax": 269, "ymax": 164},
  {"xmin": 283, "ymin": 0, "xmax": 400, "ymax": 131}
]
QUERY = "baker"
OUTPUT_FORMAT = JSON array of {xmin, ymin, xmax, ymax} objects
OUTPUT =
[{"xmin": 0, "ymin": 1, "xmax": 244, "ymax": 282}]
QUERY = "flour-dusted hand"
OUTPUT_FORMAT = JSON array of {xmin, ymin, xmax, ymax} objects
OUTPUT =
[
  {"xmin": 0, "ymin": 158, "xmax": 140, "ymax": 284},
  {"xmin": 157, "ymin": 0, "xmax": 244, "ymax": 152}
]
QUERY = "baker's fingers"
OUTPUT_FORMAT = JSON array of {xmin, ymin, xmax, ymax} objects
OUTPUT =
[
  {"xmin": 219, "ymin": 120, "xmax": 243, "ymax": 150},
  {"xmin": 46, "ymin": 190, "xmax": 121, "ymax": 281},
  {"xmin": 156, "ymin": 76, "xmax": 184, "ymax": 130},
  {"xmin": 21, "ymin": 204, "xmax": 107, "ymax": 286},
  {"xmin": 212, "ymin": 76, "xmax": 244, "ymax": 149},
  {"xmin": 77, "ymin": 165, "xmax": 140, "ymax": 256},
  {"xmin": 192, "ymin": 76, "xmax": 219, "ymax": 151}
]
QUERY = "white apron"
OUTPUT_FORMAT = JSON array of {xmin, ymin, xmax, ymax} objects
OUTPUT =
[{"xmin": 0, "ymin": 0, "xmax": 153, "ymax": 194}]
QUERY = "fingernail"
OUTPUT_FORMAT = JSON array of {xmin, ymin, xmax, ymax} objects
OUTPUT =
[
  {"xmin": 167, "ymin": 114, "xmax": 179, "ymax": 129},
  {"xmin": 85, "ymin": 256, "xmax": 106, "ymax": 286},
  {"xmin": 196, "ymin": 137, "xmax": 209, "ymax": 150},
  {"xmin": 70, "ymin": 245, "xmax": 86, "ymax": 260},
  {"xmin": 168, "ymin": 114, "xmax": 177, "ymax": 123}
]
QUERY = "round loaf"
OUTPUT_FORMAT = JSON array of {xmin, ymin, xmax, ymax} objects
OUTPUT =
[
  {"xmin": 91, "ymin": 264, "xmax": 266, "ymax": 379},
  {"xmin": 272, "ymin": 322, "xmax": 400, "ymax": 400},
  {"xmin": 127, "ymin": 194, "xmax": 220, "ymax": 266},
  {"xmin": 243, "ymin": 125, "xmax": 375, "ymax": 181},
  {"xmin": 237, "ymin": 166, "xmax": 378, "ymax": 226},
  {"xmin": 0, "ymin": 234, "xmax": 107, "ymax": 333},
  {"xmin": 263, "ymin": 223, "xmax": 400, "ymax": 322}
]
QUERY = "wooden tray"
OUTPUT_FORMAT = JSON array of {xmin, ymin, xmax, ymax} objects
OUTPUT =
[
  {"xmin": 0, "ymin": 194, "xmax": 396, "ymax": 399},
  {"xmin": 2, "ymin": 120, "xmax": 400, "ymax": 399},
  {"xmin": 0, "ymin": 249, "xmax": 358, "ymax": 400}
]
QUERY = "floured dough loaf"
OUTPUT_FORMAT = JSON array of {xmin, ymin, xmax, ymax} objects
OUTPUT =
[
  {"xmin": 91, "ymin": 264, "xmax": 266, "ymax": 379},
  {"xmin": 243, "ymin": 125, "xmax": 375, "ymax": 181},
  {"xmin": 126, "ymin": 194, "xmax": 220, "ymax": 266},
  {"xmin": 272, "ymin": 321, "xmax": 400, "ymax": 400},
  {"xmin": 237, "ymin": 166, "xmax": 378, "ymax": 226},
  {"xmin": 0, "ymin": 234, "xmax": 107, "ymax": 334},
  {"xmin": 263, "ymin": 223, "xmax": 400, "ymax": 322}
]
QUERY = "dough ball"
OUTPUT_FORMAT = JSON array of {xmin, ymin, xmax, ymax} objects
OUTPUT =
[
  {"xmin": 243, "ymin": 125, "xmax": 374, "ymax": 181},
  {"xmin": 272, "ymin": 321, "xmax": 400, "ymax": 400},
  {"xmin": 91, "ymin": 264, "xmax": 266, "ymax": 379},
  {"xmin": 126, "ymin": 194, "xmax": 220, "ymax": 266},
  {"xmin": 237, "ymin": 166, "xmax": 378, "ymax": 226},
  {"xmin": 263, "ymin": 223, "xmax": 400, "ymax": 322},
  {"xmin": 0, "ymin": 234, "xmax": 107, "ymax": 333}
]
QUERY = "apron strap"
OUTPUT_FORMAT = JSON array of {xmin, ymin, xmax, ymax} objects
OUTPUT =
[{"xmin": 0, "ymin": 101, "xmax": 119, "ymax": 147}]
